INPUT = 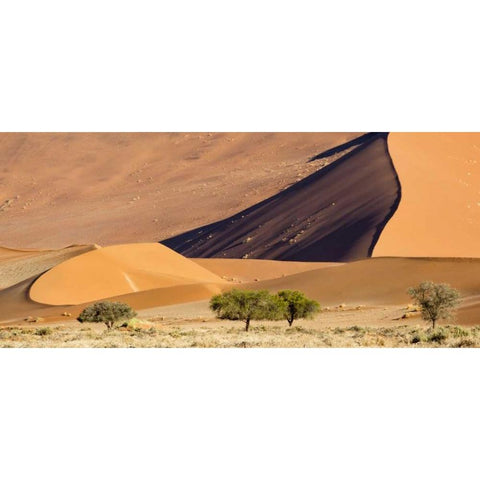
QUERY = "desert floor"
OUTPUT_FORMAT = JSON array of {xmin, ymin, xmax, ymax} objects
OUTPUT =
[{"xmin": 1, "ymin": 318, "xmax": 478, "ymax": 348}]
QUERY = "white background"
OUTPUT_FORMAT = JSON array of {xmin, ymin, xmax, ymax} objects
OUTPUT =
[{"xmin": 1, "ymin": 1, "xmax": 479, "ymax": 479}]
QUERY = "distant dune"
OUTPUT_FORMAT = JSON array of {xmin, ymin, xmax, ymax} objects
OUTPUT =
[
  {"xmin": 163, "ymin": 133, "xmax": 400, "ymax": 261},
  {"xmin": 249, "ymin": 257, "xmax": 480, "ymax": 323},
  {"xmin": 29, "ymin": 243, "xmax": 226, "ymax": 305},
  {"xmin": 374, "ymin": 133, "xmax": 480, "ymax": 257},
  {"xmin": 193, "ymin": 258, "xmax": 341, "ymax": 282},
  {"xmin": 0, "ymin": 132, "xmax": 359, "ymax": 249},
  {"xmin": 0, "ymin": 244, "xmax": 96, "ymax": 289}
]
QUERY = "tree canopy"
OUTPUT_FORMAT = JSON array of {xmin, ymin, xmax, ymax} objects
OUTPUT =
[
  {"xmin": 77, "ymin": 301, "xmax": 136, "ymax": 329},
  {"xmin": 210, "ymin": 289, "xmax": 284, "ymax": 331},
  {"xmin": 407, "ymin": 281, "xmax": 460, "ymax": 329},
  {"xmin": 277, "ymin": 290, "xmax": 320, "ymax": 326}
]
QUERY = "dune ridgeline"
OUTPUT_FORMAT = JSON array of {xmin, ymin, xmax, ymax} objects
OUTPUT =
[{"xmin": 1, "ymin": 132, "xmax": 480, "ymax": 327}]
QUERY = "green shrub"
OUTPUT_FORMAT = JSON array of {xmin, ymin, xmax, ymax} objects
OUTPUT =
[
  {"xmin": 426, "ymin": 328, "xmax": 448, "ymax": 343},
  {"xmin": 450, "ymin": 326, "xmax": 469, "ymax": 338},
  {"xmin": 411, "ymin": 333, "xmax": 425, "ymax": 344},
  {"xmin": 451, "ymin": 338, "xmax": 477, "ymax": 348},
  {"xmin": 210, "ymin": 289, "xmax": 285, "ymax": 331},
  {"xmin": 35, "ymin": 327, "xmax": 52, "ymax": 336},
  {"xmin": 276, "ymin": 290, "xmax": 320, "ymax": 326},
  {"xmin": 77, "ymin": 301, "xmax": 136, "ymax": 329}
]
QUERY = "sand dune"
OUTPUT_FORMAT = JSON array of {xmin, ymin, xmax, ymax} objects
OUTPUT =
[
  {"xmin": 374, "ymin": 133, "xmax": 480, "ymax": 257},
  {"xmin": 0, "ymin": 132, "xmax": 360, "ymax": 249},
  {"xmin": 193, "ymin": 258, "xmax": 341, "ymax": 282},
  {"xmin": 29, "ymin": 243, "xmax": 226, "ymax": 305},
  {"xmin": 163, "ymin": 133, "xmax": 400, "ymax": 261},
  {"xmin": 104, "ymin": 283, "xmax": 224, "ymax": 311},
  {"xmin": 1, "ymin": 255, "xmax": 480, "ymax": 326},
  {"xmin": 248, "ymin": 257, "xmax": 480, "ymax": 322},
  {"xmin": 0, "ymin": 244, "xmax": 96, "ymax": 289},
  {"xmin": 0, "ymin": 275, "xmax": 62, "ymax": 322}
]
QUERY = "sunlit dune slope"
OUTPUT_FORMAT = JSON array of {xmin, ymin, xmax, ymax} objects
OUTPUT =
[
  {"xmin": 0, "ymin": 132, "xmax": 360, "ymax": 249},
  {"xmin": 249, "ymin": 257, "xmax": 480, "ymax": 312},
  {"xmin": 104, "ymin": 283, "xmax": 224, "ymax": 311},
  {"xmin": 374, "ymin": 133, "xmax": 480, "ymax": 257},
  {"xmin": 193, "ymin": 258, "xmax": 341, "ymax": 282},
  {"xmin": 29, "ymin": 243, "xmax": 226, "ymax": 305},
  {"xmin": 163, "ymin": 133, "xmax": 400, "ymax": 261},
  {"xmin": 0, "ymin": 244, "xmax": 96, "ymax": 289}
]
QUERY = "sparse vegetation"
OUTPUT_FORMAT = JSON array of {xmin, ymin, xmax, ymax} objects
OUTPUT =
[
  {"xmin": 277, "ymin": 290, "xmax": 320, "ymax": 326},
  {"xmin": 0, "ymin": 323, "xmax": 479, "ymax": 348},
  {"xmin": 35, "ymin": 327, "xmax": 52, "ymax": 336},
  {"xmin": 408, "ymin": 281, "xmax": 460, "ymax": 329},
  {"xmin": 77, "ymin": 301, "xmax": 136, "ymax": 329},
  {"xmin": 209, "ymin": 289, "xmax": 285, "ymax": 331}
]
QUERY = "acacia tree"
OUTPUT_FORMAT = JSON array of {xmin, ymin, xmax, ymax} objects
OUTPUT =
[
  {"xmin": 407, "ymin": 281, "xmax": 460, "ymax": 329},
  {"xmin": 209, "ymin": 289, "xmax": 285, "ymax": 331},
  {"xmin": 77, "ymin": 301, "xmax": 136, "ymax": 329},
  {"xmin": 277, "ymin": 290, "xmax": 320, "ymax": 326}
]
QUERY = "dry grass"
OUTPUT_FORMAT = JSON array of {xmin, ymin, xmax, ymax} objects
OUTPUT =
[{"xmin": 0, "ymin": 322, "xmax": 479, "ymax": 348}]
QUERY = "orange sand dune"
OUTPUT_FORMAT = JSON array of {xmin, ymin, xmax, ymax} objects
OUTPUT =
[
  {"xmin": 29, "ymin": 243, "xmax": 226, "ymax": 305},
  {"xmin": 1, "ymin": 255, "xmax": 480, "ymax": 326},
  {"xmin": 249, "ymin": 257, "xmax": 480, "ymax": 323},
  {"xmin": 374, "ymin": 133, "xmax": 480, "ymax": 257},
  {"xmin": 0, "ymin": 244, "xmax": 96, "ymax": 289},
  {"xmin": 193, "ymin": 258, "xmax": 341, "ymax": 282},
  {"xmin": 0, "ymin": 132, "xmax": 360, "ymax": 249},
  {"xmin": 105, "ymin": 283, "xmax": 224, "ymax": 311}
]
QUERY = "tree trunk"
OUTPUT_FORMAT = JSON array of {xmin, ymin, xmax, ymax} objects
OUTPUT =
[
  {"xmin": 432, "ymin": 318, "xmax": 436, "ymax": 330},
  {"xmin": 245, "ymin": 318, "xmax": 250, "ymax": 332}
]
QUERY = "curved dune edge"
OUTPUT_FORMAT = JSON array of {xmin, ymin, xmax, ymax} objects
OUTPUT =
[
  {"xmin": 374, "ymin": 133, "xmax": 480, "ymax": 257},
  {"xmin": 163, "ymin": 133, "xmax": 400, "ymax": 262},
  {"xmin": 0, "ymin": 244, "xmax": 97, "ymax": 289},
  {"xmin": 29, "ymin": 243, "xmax": 226, "ymax": 306},
  {"xmin": 0, "ymin": 132, "xmax": 361, "ymax": 249}
]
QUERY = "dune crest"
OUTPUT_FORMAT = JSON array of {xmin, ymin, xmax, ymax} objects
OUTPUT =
[
  {"xmin": 374, "ymin": 133, "xmax": 480, "ymax": 257},
  {"xmin": 163, "ymin": 133, "xmax": 400, "ymax": 261},
  {"xmin": 0, "ymin": 132, "xmax": 360, "ymax": 249},
  {"xmin": 29, "ymin": 243, "xmax": 226, "ymax": 306}
]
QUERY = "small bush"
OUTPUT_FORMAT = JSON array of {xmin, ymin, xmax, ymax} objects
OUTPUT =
[
  {"xmin": 35, "ymin": 327, "xmax": 52, "ymax": 336},
  {"xmin": 451, "ymin": 338, "xmax": 477, "ymax": 348},
  {"xmin": 450, "ymin": 326, "xmax": 469, "ymax": 338},
  {"xmin": 426, "ymin": 328, "xmax": 448, "ymax": 343},
  {"xmin": 77, "ymin": 301, "xmax": 136, "ymax": 329}
]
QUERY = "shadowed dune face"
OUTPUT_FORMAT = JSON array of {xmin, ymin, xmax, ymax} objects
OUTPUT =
[
  {"xmin": 29, "ymin": 243, "xmax": 226, "ymax": 305},
  {"xmin": 374, "ymin": 133, "xmax": 480, "ymax": 257},
  {"xmin": 0, "ymin": 132, "xmax": 360, "ymax": 249},
  {"xmin": 163, "ymin": 133, "xmax": 400, "ymax": 262}
]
